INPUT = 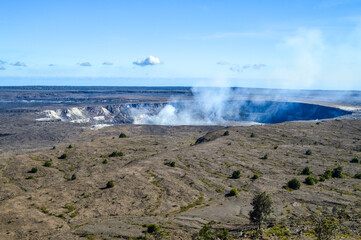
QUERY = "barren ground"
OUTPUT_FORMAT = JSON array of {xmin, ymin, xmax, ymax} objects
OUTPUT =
[{"xmin": 1, "ymin": 119, "xmax": 361, "ymax": 239}]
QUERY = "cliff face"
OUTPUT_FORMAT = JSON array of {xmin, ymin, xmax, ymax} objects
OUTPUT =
[{"xmin": 36, "ymin": 101, "xmax": 352, "ymax": 125}]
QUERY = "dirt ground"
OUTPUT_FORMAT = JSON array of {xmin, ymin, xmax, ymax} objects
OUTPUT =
[{"xmin": 0, "ymin": 119, "xmax": 360, "ymax": 239}]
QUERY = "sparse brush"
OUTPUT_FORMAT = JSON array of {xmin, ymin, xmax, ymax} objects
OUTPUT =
[
  {"xmin": 119, "ymin": 133, "xmax": 127, "ymax": 138},
  {"xmin": 332, "ymin": 166, "xmax": 343, "ymax": 178},
  {"xmin": 354, "ymin": 173, "xmax": 361, "ymax": 179},
  {"xmin": 252, "ymin": 174, "xmax": 260, "ymax": 180},
  {"xmin": 287, "ymin": 178, "xmax": 300, "ymax": 190},
  {"xmin": 223, "ymin": 130, "xmax": 229, "ymax": 136},
  {"xmin": 231, "ymin": 170, "xmax": 241, "ymax": 179},
  {"xmin": 59, "ymin": 153, "xmax": 67, "ymax": 159},
  {"xmin": 44, "ymin": 161, "xmax": 52, "ymax": 167},
  {"xmin": 109, "ymin": 151, "xmax": 123, "ymax": 157},
  {"xmin": 305, "ymin": 149, "xmax": 312, "ymax": 155},
  {"xmin": 350, "ymin": 157, "xmax": 359, "ymax": 163},
  {"xmin": 106, "ymin": 181, "xmax": 115, "ymax": 188},
  {"xmin": 30, "ymin": 167, "xmax": 38, "ymax": 173},
  {"xmin": 301, "ymin": 166, "xmax": 311, "ymax": 175},
  {"xmin": 305, "ymin": 175, "xmax": 317, "ymax": 185}
]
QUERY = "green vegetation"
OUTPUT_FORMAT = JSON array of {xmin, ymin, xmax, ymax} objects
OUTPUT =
[
  {"xmin": 108, "ymin": 151, "xmax": 124, "ymax": 157},
  {"xmin": 231, "ymin": 170, "xmax": 241, "ymax": 179},
  {"xmin": 249, "ymin": 192, "xmax": 273, "ymax": 229},
  {"xmin": 215, "ymin": 188, "xmax": 223, "ymax": 193},
  {"xmin": 354, "ymin": 173, "xmax": 361, "ymax": 179},
  {"xmin": 305, "ymin": 149, "xmax": 312, "ymax": 155},
  {"xmin": 119, "ymin": 132, "xmax": 127, "ymax": 138},
  {"xmin": 52, "ymin": 146, "xmax": 56, "ymax": 150},
  {"xmin": 106, "ymin": 180, "xmax": 115, "ymax": 188},
  {"xmin": 194, "ymin": 223, "xmax": 229, "ymax": 240},
  {"xmin": 44, "ymin": 161, "xmax": 52, "ymax": 167},
  {"xmin": 68, "ymin": 144, "xmax": 73, "ymax": 149},
  {"xmin": 311, "ymin": 212, "xmax": 339, "ymax": 240},
  {"xmin": 287, "ymin": 178, "xmax": 300, "ymax": 190},
  {"xmin": 301, "ymin": 166, "xmax": 311, "ymax": 175},
  {"xmin": 30, "ymin": 167, "xmax": 38, "ymax": 173},
  {"xmin": 252, "ymin": 173, "xmax": 260, "ymax": 180},
  {"xmin": 164, "ymin": 161, "xmax": 176, "ymax": 167},
  {"xmin": 65, "ymin": 204, "xmax": 75, "ymax": 212},
  {"xmin": 71, "ymin": 174, "xmax": 76, "ymax": 180},
  {"xmin": 102, "ymin": 159, "xmax": 108, "ymax": 164},
  {"xmin": 227, "ymin": 188, "xmax": 238, "ymax": 197},
  {"xmin": 180, "ymin": 195, "xmax": 203, "ymax": 212},
  {"xmin": 322, "ymin": 169, "xmax": 332, "ymax": 180},
  {"xmin": 305, "ymin": 175, "xmax": 318, "ymax": 185},
  {"xmin": 26, "ymin": 176, "xmax": 34, "ymax": 180},
  {"xmin": 70, "ymin": 211, "xmax": 78, "ymax": 218},
  {"xmin": 332, "ymin": 166, "xmax": 344, "ymax": 178},
  {"xmin": 350, "ymin": 157, "xmax": 359, "ymax": 163},
  {"xmin": 250, "ymin": 132, "xmax": 255, "ymax": 138},
  {"xmin": 59, "ymin": 153, "xmax": 67, "ymax": 159},
  {"xmin": 146, "ymin": 224, "xmax": 159, "ymax": 233},
  {"xmin": 223, "ymin": 130, "xmax": 229, "ymax": 136}
]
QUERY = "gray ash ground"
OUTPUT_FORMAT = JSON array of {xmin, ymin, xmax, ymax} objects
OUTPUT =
[{"xmin": 0, "ymin": 87, "xmax": 361, "ymax": 239}]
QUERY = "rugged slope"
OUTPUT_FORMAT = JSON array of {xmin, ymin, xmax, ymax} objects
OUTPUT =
[{"xmin": 0, "ymin": 120, "xmax": 361, "ymax": 239}]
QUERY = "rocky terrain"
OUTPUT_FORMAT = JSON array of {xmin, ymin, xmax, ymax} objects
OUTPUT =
[
  {"xmin": 0, "ymin": 119, "xmax": 361, "ymax": 239},
  {"xmin": 0, "ymin": 87, "xmax": 361, "ymax": 239}
]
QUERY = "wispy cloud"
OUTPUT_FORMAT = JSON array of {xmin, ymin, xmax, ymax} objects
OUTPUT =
[
  {"xmin": 102, "ymin": 61, "xmax": 113, "ymax": 65},
  {"xmin": 0, "ymin": 66, "xmax": 5, "ymax": 71},
  {"xmin": 12, "ymin": 61, "xmax": 26, "ymax": 67},
  {"xmin": 79, "ymin": 62, "xmax": 92, "ymax": 67},
  {"xmin": 48, "ymin": 64, "xmax": 55, "ymax": 67},
  {"xmin": 217, "ymin": 61, "xmax": 266, "ymax": 72},
  {"xmin": 133, "ymin": 56, "xmax": 161, "ymax": 66},
  {"xmin": 0, "ymin": 60, "xmax": 7, "ymax": 65}
]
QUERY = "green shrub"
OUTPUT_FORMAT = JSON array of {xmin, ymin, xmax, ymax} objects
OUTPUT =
[
  {"xmin": 261, "ymin": 154, "xmax": 268, "ymax": 160},
  {"xmin": 228, "ymin": 188, "xmax": 238, "ymax": 196},
  {"xmin": 350, "ymin": 157, "xmax": 360, "ymax": 163},
  {"xmin": 109, "ymin": 151, "xmax": 123, "ymax": 157},
  {"xmin": 223, "ymin": 130, "xmax": 229, "ymax": 136},
  {"xmin": 252, "ymin": 174, "xmax": 260, "ymax": 180},
  {"xmin": 65, "ymin": 204, "xmax": 75, "ymax": 212},
  {"xmin": 52, "ymin": 146, "xmax": 56, "ymax": 150},
  {"xmin": 305, "ymin": 175, "xmax": 317, "ymax": 185},
  {"xmin": 59, "ymin": 153, "xmax": 67, "ymax": 159},
  {"xmin": 70, "ymin": 211, "xmax": 77, "ymax": 218},
  {"xmin": 119, "ymin": 133, "xmax": 127, "ymax": 138},
  {"xmin": 71, "ymin": 174, "xmax": 76, "ymax": 180},
  {"xmin": 305, "ymin": 149, "xmax": 312, "ymax": 155},
  {"xmin": 26, "ymin": 176, "xmax": 34, "ymax": 180},
  {"xmin": 354, "ymin": 173, "xmax": 361, "ymax": 179},
  {"xmin": 319, "ymin": 176, "xmax": 326, "ymax": 182},
  {"xmin": 287, "ymin": 178, "xmax": 300, "ymax": 190},
  {"xmin": 215, "ymin": 188, "xmax": 223, "ymax": 193},
  {"xmin": 231, "ymin": 170, "xmax": 241, "ymax": 179},
  {"xmin": 68, "ymin": 144, "xmax": 73, "ymax": 149},
  {"xmin": 165, "ymin": 161, "xmax": 176, "ymax": 167},
  {"xmin": 146, "ymin": 224, "xmax": 159, "ymax": 233},
  {"xmin": 332, "ymin": 167, "xmax": 343, "ymax": 178},
  {"xmin": 301, "ymin": 166, "xmax": 311, "ymax": 175},
  {"xmin": 322, "ymin": 169, "xmax": 332, "ymax": 179},
  {"xmin": 250, "ymin": 133, "xmax": 256, "ymax": 138},
  {"xmin": 106, "ymin": 181, "xmax": 115, "ymax": 188},
  {"xmin": 44, "ymin": 161, "xmax": 52, "ymax": 167},
  {"xmin": 102, "ymin": 159, "xmax": 108, "ymax": 164},
  {"xmin": 30, "ymin": 167, "xmax": 38, "ymax": 173}
]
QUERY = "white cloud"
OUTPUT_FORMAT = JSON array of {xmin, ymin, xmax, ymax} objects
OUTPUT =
[
  {"xmin": 12, "ymin": 61, "xmax": 26, "ymax": 67},
  {"xmin": 133, "ymin": 56, "xmax": 161, "ymax": 66},
  {"xmin": 217, "ymin": 61, "xmax": 266, "ymax": 72},
  {"xmin": 79, "ymin": 62, "xmax": 92, "ymax": 67}
]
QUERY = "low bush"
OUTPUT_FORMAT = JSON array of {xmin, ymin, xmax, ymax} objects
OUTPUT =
[
  {"xmin": 354, "ymin": 173, "xmax": 361, "ymax": 179},
  {"xmin": 146, "ymin": 224, "xmax": 159, "ymax": 234},
  {"xmin": 68, "ymin": 144, "xmax": 73, "ymax": 149},
  {"xmin": 305, "ymin": 149, "xmax": 312, "ymax": 156},
  {"xmin": 44, "ymin": 161, "xmax": 52, "ymax": 167},
  {"xmin": 261, "ymin": 154, "xmax": 268, "ymax": 160},
  {"xmin": 287, "ymin": 178, "xmax": 300, "ymax": 190},
  {"xmin": 71, "ymin": 174, "xmax": 76, "ymax": 180},
  {"xmin": 231, "ymin": 170, "xmax": 241, "ymax": 179},
  {"xmin": 250, "ymin": 133, "xmax": 256, "ymax": 138},
  {"xmin": 106, "ymin": 181, "xmax": 115, "ymax": 188},
  {"xmin": 252, "ymin": 174, "xmax": 260, "ymax": 180},
  {"xmin": 26, "ymin": 176, "xmax": 34, "ymax": 180},
  {"xmin": 30, "ymin": 167, "xmax": 38, "ymax": 173},
  {"xmin": 332, "ymin": 166, "xmax": 343, "ymax": 178},
  {"xmin": 59, "ymin": 153, "xmax": 67, "ymax": 159},
  {"xmin": 322, "ymin": 169, "xmax": 332, "ymax": 179},
  {"xmin": 109, "ymin": 151, "xmax": 124, "ymax": 157},
  {"xmin": 223, "ymin": 130, "xmax": 229, "ymax": 136},
  {"xmin": 301, "ymin": 166, "xmax": 311, "ymax": 175},
  {"xmin": 228, "ymin": 188, "xmax": 238, "ymax": 196},
  {"xmin": 165, "ymin": 161, "xmax": 176, "ymax": 167},
  {"xmin": 102, "ymin": 159, "xmax": 108, "ymax": 164},
  {"xmin": 119, "ymin": 133, "xmax": 127, "ymax": 138},
  {"xmin": 350, "ymin": 157, "xmax": 360, "ymax": 163},
  {"xmin": 305, "ymin": 175, "xmax": 317, "ymax": 185}
]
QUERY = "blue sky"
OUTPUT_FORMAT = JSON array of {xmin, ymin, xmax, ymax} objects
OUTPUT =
[{"xmin": 1, "ymin": 0, "xmax": 361, "ymax": 89}]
